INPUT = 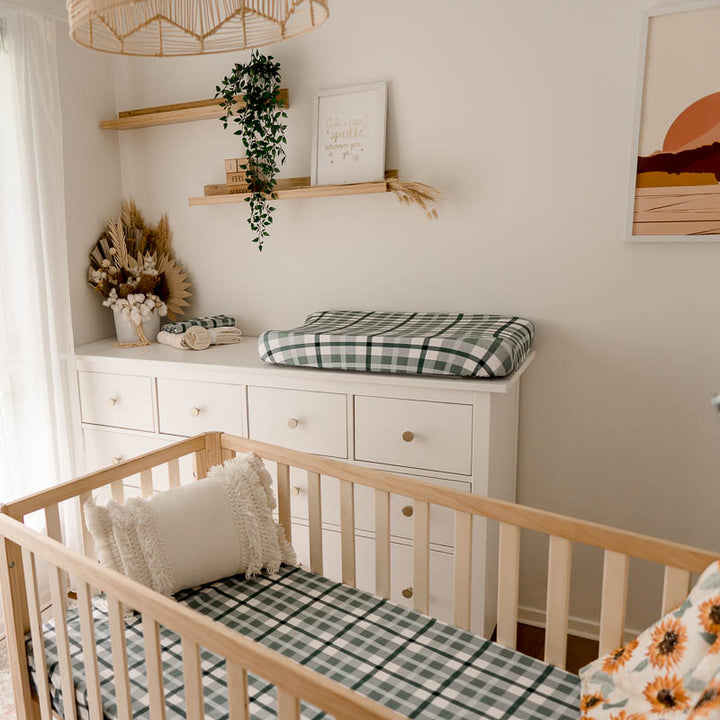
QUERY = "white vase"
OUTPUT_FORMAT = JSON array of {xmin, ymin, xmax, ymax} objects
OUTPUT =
[{"xmin": 112, "ymin": 307, "xmax": 161, "ymax": 344}]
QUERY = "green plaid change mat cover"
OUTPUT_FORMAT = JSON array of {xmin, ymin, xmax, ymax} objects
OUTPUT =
[
  {"xmin": 27, "ymin": 566, "xmax": 579, "ymax": 719},
  {"xmin": 258, "ymin": 312, "xmax": 535, "ymax": 378}
]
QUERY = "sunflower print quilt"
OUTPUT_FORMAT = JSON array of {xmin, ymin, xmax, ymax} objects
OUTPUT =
[{"xmin": 579, "ymin": 559, "xmax": 720, "ymax": 719}]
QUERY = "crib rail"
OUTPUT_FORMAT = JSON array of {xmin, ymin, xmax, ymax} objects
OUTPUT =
[
  {"xmin": 218, "ymin": 433, "xmax": 718, "ymax": 668},
  {"xmin": 0, "ymin": 431, "xmax": 717, "ymax": 720},
  {"xmin": 0, "ymin": 513, "xmax": 405, "ymax": 720}
]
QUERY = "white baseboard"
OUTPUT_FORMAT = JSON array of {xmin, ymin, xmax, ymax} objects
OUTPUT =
[{"xmin": 518, "ymin": 605, "xmax": 641, "ymax": 643}]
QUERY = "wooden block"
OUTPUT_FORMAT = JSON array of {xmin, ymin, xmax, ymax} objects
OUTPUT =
[
  {"xmin": 225, "ymin": 159, "xmax": 238, "ymax": 173},
  {"xmin": 227, "ymin": 173, "xmax": 247, "ymax": 185}
]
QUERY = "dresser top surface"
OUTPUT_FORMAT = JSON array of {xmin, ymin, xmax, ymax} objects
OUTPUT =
[{"xmin": 73, "ymin": 337, "xmax": 534, "ymax": 394}]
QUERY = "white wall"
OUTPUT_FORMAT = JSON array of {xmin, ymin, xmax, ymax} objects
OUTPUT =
[
  {"xmin": 103, "ymin": 0, "xmax": 720, "ymax": 631},
  {"xmin": 56, "ymin": 24, "xmax": 122, "ymax": 346}
]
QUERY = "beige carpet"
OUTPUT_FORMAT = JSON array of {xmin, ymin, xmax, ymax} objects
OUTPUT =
[{"xmin": 0, "ymin": 640, "xmax": 16, "ymax": 720}]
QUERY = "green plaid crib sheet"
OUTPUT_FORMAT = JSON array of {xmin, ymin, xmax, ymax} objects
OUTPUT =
[
  {"xmin": 27, "ymin": 566, "xmax": 579, "ymax": 719},
  {"xmin": 258, "ymin": 311, "xmax": 535, "ymax": 378}
]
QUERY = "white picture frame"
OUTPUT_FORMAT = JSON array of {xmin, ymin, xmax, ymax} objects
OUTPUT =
[
  {"xmin": 627, "ymin": 0, "xmax": 720, "ymax": 243},
  {"xmin": 310, "ymin": 82, "xmax": 387, "ymax": 186}
]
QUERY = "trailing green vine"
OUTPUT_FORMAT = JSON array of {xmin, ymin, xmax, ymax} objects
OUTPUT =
[{"xmin": 216, "ymin": 50, "xmax": 287, "ymax": 251}]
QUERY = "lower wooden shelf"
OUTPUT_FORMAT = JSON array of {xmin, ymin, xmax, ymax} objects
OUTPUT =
[{"xmin": 188, "ymin": 170, "xmax": 398, "ymax": 206}]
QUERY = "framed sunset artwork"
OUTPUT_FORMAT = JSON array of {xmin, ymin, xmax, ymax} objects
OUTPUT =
[{"xmin": 630, "ymin": 2, "xmax": 720, "ymax": 241}]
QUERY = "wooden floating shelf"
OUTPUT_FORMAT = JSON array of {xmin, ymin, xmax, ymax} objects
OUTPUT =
[
  {"xmin": 189, "ymin": 170, "xmax": 399, "ymax": 206},
  {"xmin": 101, "ymin": 89, "xmax": 290, "ymax": 130}
]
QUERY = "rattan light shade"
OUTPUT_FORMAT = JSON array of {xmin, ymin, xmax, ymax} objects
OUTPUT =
[{"xmin": 67, "ymin": 0, "xmax": 329, "ymax": 56}]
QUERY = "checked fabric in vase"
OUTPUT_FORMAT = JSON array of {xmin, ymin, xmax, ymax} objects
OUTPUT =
[
  {"xmin": 258, "ymin": 311, "xmax": 535, "ymax": 378},
  {"xmin": 27, "ymin": 566, "xmax": 579, "ymax": 719}
]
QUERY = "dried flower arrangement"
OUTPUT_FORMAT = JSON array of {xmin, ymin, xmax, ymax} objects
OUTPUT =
[
  {"xmin": 88, "ymin": 200, "xmax": 192, "ymax": 346},
  {"xmin": 387, "ymin": 179, "xmax": 442, "ymax": 220}
]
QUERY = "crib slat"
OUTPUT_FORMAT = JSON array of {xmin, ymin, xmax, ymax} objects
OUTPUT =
[
  {"xmin": 227, "ymin": 663, "xmax": 249, "ymax": 720},
  {"xmin": 277, "ymin": 463, "xmax": 292, "ymax": 543},
  {"xmin": 49, "ymin": 564, "xmax": 78, "ymax": 720},
  {"xmin": 375, "ymin": 489, "xmax": 391, "ymax": 599},
  {"xmin": 662, "ymin": 566, "xmax": 691, "ymax": 615},
  {"xmin": 21, "ymin": 550, "xmax": 52, "ymax": 720},
  {"xmin": 111, "ymin": 480, "xmax": 125, "ymax": 502},
  {"xmin": 599, "ymin": 550, "xmax": 629, "ymax": 655},
  {"xmin": 183, "ymin": 637, "xmax": 204, "ymax": 720},
  {"xmin": 44, "ymin": 503, "xmax": 68, "ymax": 610},
  {"xmin": 168, "ymin": 457, "xmax": 181, "ymax": 488},
  {"xmin": 140, "ymin": 469, "xmax": 154, "ymax": 498},
  {"xmin": 307, "ymin": 471, "xmax": 323, "ymax": 574},
  {"xmin": 453, "ymin": 511, "xmax": 473, "ymax": 630},
  {"xmin": 413, "ymin": 501, "xmax": 430, "ymax": 615},
  {"xmin": 497, "ymin": 523, "xmax": 520, "ymax": 649},
  {"xmin": 108, "ymin": 597, "xmax": 133, "ymax": 720},
  {"xmin": 194, "ymin": 449, "xmax": 209, "ymax": 480},
  {"xmin": 339, "ymin": 480, "xmax": 356, "ymax": 587},
  {"xmin": 277, "ymin": 688, "xmax": 300, "ymax": 719},
  {"xmin": 76, "ymin": 580, "xmax": 103, "ymax": 720},
  {"xmin": 79, "ymin": 492, "xmax": 97, "ymax": 561},
  {"xmin": 544, "ymin": 535, "xmax": 572, "ymax": 669},
  {"xmin": 143, "ymin": 615, "xmax": 166, "ymax": 720},
  {"xmin": 221, "ymin": 449, "xmax": 236, "ymax": 463}
]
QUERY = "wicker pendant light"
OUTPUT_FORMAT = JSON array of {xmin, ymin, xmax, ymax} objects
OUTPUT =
[{"xmin": 67, "ymin": 0, "xmax": 329, "ymax": 56}]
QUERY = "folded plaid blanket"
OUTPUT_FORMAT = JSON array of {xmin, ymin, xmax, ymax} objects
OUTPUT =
[{"xmin": 161, "ymin": 315, "xmax": 235, "ymax": 335}]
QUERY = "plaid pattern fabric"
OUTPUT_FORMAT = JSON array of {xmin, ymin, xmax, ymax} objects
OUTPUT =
[
  {"xmin": 161, "ymin": 315, "xmax": 235, "ymax": 335},
  {"xmin": 258, "ymin": 311, "xmax": 535, "ymax": 378},
  {"xmin": 27, "ymin": 566, "xmax": 579, "ymax": 719}
]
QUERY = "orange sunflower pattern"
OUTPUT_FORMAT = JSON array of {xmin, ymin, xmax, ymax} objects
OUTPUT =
[
  {"xmin": 603, "ymin": 640, "xmax": 640, "ymax": 674},
  {"xmin": 579, "ymin": 559, "xmax": 720, "ymax": 719},
  {"xmin": 688, "ymin": 680, "xmax": 720, "ymax": 719},
  {"xmin": 581, "ymin": 693, "xmax": 605, "ymax": 713},
  {"xmin": 699, "ymin": 596, "xmax": 720, "ymax": 636},
  {"xmin": 643, "ymin": 674, "xmax": 691, "ymax": 714},
  {"xmin": 646, "ymin": 617, "xmax": 688, "ymax": 670}
]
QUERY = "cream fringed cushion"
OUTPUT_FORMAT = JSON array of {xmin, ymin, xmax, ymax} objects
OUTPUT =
[{"xmin": 83, "ymin": 453, "xmax": 297, "ymax": 595}]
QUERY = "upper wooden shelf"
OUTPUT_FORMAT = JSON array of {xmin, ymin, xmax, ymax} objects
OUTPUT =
[
  {"xmin": 189, "ymin": 171, "xmax": 399, "ymax": 206},
  {"xmin": 101, "ymin": 89, "xmax": 290, "ymax": 130}
]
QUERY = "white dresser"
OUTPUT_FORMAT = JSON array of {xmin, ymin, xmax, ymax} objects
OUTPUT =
[{"xmin": 73, "ymin": 338, "xmax": 534, "ymax": 637}]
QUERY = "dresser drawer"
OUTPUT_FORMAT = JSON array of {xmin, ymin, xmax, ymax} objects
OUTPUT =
[
  {"xmin": 83, "ymin": 428, "xmax": 194, "ymax": 498},
  {"xmin": 78, "ymin": 371, "xmax": 154, "ymax": 432},
  {"xmin": 157, "ymin": 378, "xmax": 245, "ymax": 437},
  {"xmin": 248, "ymin": 386, "xmax": 347, "ymax": 458},
  {"xmin": 354, "ymin": 396, "xmax": 472, "ymax": 475},
  {"xmin": 291, "ymin": 523, "xmax": 454, "ymax": 622},
  {"xmin": 278, "ymin": 471, "xmax": 469, "ymax": 548}
]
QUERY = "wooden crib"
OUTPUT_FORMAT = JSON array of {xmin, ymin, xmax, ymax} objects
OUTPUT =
[{"xmin": 0, "ymin": 431, "xmax": 715, "ymax": 720}]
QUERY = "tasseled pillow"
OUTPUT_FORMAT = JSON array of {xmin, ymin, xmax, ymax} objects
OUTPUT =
[{"xmin": 84, "ymin": 452, "xmax": 296, "ymax": 595}]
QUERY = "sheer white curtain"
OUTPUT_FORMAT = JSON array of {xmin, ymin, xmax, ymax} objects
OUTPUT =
[{"xmin": 0, "ymin": 7, "xmax": 74, "ymax": 509}]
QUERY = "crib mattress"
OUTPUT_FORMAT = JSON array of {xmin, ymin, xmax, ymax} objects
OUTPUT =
[
  {"xmin": 27, "ymin": 566, "xmax": 579, "ymax": 719},
  {"xmin": 258, "ymin": 311, "xmax": 535, "ymax": 378}
]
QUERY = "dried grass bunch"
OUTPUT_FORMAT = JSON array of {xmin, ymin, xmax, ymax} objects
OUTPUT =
[
  {"xmin": 88, "ymin": 200, "xmax": 192, "ymax": 333},
  {"xmin": 387, "ymin": 179, "xmax": 442, "ymax": 220}
]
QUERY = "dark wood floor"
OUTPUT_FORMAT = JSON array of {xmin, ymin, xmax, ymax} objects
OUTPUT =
[{"xmin": 511, "ymin": 623, "xmax": 599, "ymax": 674}]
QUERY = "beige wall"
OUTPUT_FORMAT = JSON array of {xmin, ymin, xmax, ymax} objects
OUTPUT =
[{"xmin": 72, "ymin": 0, "xmax": 720, "ymax": 631}]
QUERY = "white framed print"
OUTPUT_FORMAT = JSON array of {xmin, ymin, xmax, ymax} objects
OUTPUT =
[
  {"xmin": 628, "ymin": 1, "xmax": 720, "ymax": 241},
  {"xmin": 311, "ymin": 82, "xmax": 387, "ymax": 186}
]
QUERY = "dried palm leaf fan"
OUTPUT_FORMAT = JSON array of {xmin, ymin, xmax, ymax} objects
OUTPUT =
[{"xmin": 66, "ymin": 0, "xmax": 329, "ymax": 56}]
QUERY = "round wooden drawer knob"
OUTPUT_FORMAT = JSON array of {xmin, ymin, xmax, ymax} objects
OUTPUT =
[
  {"xmin": 402, "ymin": 430, "xmax": 414, "ymax": 443},
  {"xmin": 190, "ymin": 407, "xmax": 201, "ymax": 417},
  {"xmin": 291, "ymin": 486, "xmax": 302, "ymax": 496},
  {"xmin": 111, "ymin": 456, "xmax": 122, "ymax": 465},
  {"xmin": 107, "ymin": 397, "xmax": 118, "ymax": 407},
  {"xmin": 287, "ymin": 418, "xmax": 299, "ymax": 429},
  {"xmin": 401, "ymin": 505, "xmax": 414, "ymax": 517},
  {"xmin": 401, "ymin": 587, "xmax": 414, "ymax": 599}
]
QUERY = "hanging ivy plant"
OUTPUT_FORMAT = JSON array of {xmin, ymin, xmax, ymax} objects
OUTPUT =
[{"xmin": 216, "ymin": 50, "xmax": 287, "ymax": 251}]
